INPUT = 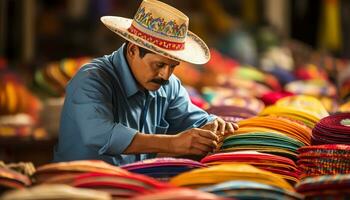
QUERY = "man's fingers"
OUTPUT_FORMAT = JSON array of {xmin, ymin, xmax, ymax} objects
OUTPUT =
[
  {"xmin": 226, "ymin": 122, "xmax": 235, "ymax": 134},
  {"xmin": 218, "ymin": 118, "xmax": 226, "ymax": 135},
  {"xmin": 197, "ymin": 137, "xmax": 218, "ymax": 149},
  {"xmin": 213, "ymin": 119, "xmax": 219, "ymax": 132},
  {"xmin": 232, "ymin": 122, "xmax": 239, "ymax": 130},
  {"xmin": 197, "ymin": 129, "xmax": 219, "ymax": 141}
]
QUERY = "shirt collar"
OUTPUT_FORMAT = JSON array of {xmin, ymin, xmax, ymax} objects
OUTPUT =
[{"xmin": 113, "ymin": 43, "xmax": 139, "ymax": 98}]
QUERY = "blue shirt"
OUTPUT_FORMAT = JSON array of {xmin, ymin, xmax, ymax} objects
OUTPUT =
[{"xmin": 53, "ymin": 44, "xmax": 215, "ymax": 166}]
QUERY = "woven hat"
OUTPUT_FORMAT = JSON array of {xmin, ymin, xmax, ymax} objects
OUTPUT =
[{"xmin": 101, "ymin": 0, "xmax": 210, "ymax": 64}]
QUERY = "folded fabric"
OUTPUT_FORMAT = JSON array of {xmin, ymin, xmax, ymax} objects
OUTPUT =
[
  {"xmin": 295, "ymin": 174, "xmax": 350, "ymax": 199},
  {"xmin": 34, "ymin": 160, "xmax": 129, "ymax": 184},
  {"xmin": 1, "ymin": 184, "xmax": 111, "ymax": 200},
  {"xmin": 259, "ymin": 95, "xmax": 329, "ymax": 128},
  {"xmin": 206, "ymin": 105, "xmax": 256, "ymax": 122},
  {"xmin": 130, "ymin": 188, "xmax": 229, "ymax": 200},
  {"xmin": 201, "ymin": 151, "xmax": 300, "ymax": 185},
  {"xmin": 170, "ymin": 163, "xmax": 294, "ymax": 191},
  {"xmin": 0, "ymin": 167, "xmax": 31, "ymax": 190},
  {"xmin": 200, "ymin": 180, "xmax": 303, "ymax": 200},
  {"xmin": 237, "ymin": 116, "xmax": 312, "ymax": 145},
  {"xmin": 210, "ymin": 96, "xmax": 264, "ymax": 114},
  {"xmin": 339, "ymin": 101, "xmax": 350, "ymax": 112},
  {"xmin": 121, "ymin": 158, "xmax": 205, "ymax": 181},
  {"xmin": 73, "ymin": 172, "xmax": 171, "ymax": 198},
  {"xmin": 285, "ymin": 80, "xmax": 337, "ymax": 97},
  {"xmin": 312, "ymin": 113, "xmax": 350, "ymax": 145},
  {"xmin": 297, "ymin": 144, "xmax": 350, "ymax": 178}
]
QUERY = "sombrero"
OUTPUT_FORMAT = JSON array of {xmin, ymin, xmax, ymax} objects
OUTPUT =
[{"xmin": 100, "ymin": 0, "xmax": 210, "ymax": 65}]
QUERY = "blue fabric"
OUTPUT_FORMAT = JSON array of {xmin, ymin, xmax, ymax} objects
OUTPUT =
[{"xmin": 53, "ymin": 43, "xmax": 216, "ymax": 166}]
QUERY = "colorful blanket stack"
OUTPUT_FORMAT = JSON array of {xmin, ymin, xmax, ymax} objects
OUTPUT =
[
  {"xmin": 311, "ymin": 113, "xmax": 350, "ymax": 145},
  {"xmin": 297, "ymin": 144, "xmax": 350, "ymax": 178},
  {"xmin": 201, "ymin": 151, "xmax": 301, "ymax": 185},
  {"xmin": 121, "ymin": 158, "xmax": 206, "ymax": 182},
  {"xmin": 34, "ymin": 160, "xmax": 170, "ymax": 199}
]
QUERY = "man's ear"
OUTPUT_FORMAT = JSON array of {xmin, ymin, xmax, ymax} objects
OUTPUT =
[{"xmin": 126, "ymin": 43, "xmax": 138, "ymax": 58}]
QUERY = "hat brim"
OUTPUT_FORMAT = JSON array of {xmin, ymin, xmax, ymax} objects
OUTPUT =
[{"xmin": 101, "ymin": 16, "xmax": 210, "ymax": 65}]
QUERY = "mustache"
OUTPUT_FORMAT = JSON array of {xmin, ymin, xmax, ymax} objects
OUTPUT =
[{"xmin": 150, "ymin": 78, "xmax": 169, "ymax": 85}]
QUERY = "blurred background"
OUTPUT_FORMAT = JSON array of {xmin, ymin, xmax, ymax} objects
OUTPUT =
[{"xmin": 0, "ymin": 0, "xmax": 350, "ymax": 166}]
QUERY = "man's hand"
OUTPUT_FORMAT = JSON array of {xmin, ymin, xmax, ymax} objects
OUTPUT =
[
  {"xmin": 202, "ymin": 117, "xmax": 239, "ymax": 137},
  {"xmin": 169, "ymin": 128, "xmax": 219, "ymax": 156}
]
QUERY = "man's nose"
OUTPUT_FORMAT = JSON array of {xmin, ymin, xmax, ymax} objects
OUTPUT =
[{"xmin": 158, "ymin": 65, "xmax": 171, "ymax": 79}]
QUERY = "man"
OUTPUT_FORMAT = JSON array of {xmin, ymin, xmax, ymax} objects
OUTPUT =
[{"xmin": 53, "ymin": 0, "xmax": 238, "ymax": 165}]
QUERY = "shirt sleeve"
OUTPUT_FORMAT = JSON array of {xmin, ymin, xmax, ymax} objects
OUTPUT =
[
  {"xmin": 68, "ymin": 68, "xmax": 138, "ymax": 156},
  {"xmin": 165, "ymin": 76, "xmax": 217, "ymax": 133}
]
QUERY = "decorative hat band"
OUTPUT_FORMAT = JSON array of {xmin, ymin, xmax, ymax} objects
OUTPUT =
[{"xmin": 128, "ymin": 24, "xmax": 185, "ymax": 50}]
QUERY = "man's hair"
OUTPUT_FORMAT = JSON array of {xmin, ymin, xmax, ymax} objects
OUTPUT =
[{"xmin": 126, "ymin": 41, "xmax": 153, "ymax": 58}]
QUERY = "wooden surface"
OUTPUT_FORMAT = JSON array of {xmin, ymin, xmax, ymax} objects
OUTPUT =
[{"xmin": 0, "ymin": 137, "xmax": 57, "ymax": 167}]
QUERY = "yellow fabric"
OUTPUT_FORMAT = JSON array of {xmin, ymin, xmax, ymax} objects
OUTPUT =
[
  {"xmin": 274, "ymin": 95, "xmax": 329, "ymax": 119},
  {"xmin": 237, "ymin": 116, "xmax": 312, "ymax": 145},
  {"xmin": 221, "ymin": 146, "xmax": 298, "ymax": 158},
  {"xmin": 170, "ymin": 164, "xmax": 294, "ymax": 191}
]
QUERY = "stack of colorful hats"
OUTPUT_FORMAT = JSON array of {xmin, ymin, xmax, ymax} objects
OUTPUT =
[
  {"xmin": 0, "ymin": 114, "xmax": 35, "ymax": 138},
  {"xmin": 235, "ymin": 115, "xmax": 312, "ymax": 146},
  {"xmin": 34, "ymin": 160, "xmax": 128, "ymax": 184},
  {"xmin": 260, "ymin": 95, "xmax": 329, "ymax": 128},
  {"xmin": 34, "ymin": 57, "xmax": 90, "ymax": 97},
  {"xmin": 231, "ymin": 66, "xmax": 282, "ymax": 92},
  {"xmin": 285, "ymin": 80, "xmax": 337, "ymax": 98},
  {"xmin": 284, "ymin": 78, "xmax": 338, "ymax": 113},
  {"xmin": 121, "ymin": 158, "xmax": 206, "ymax": 182},
  {"xmin": 202, "ymin": 85, "xmax": 263, "ymax": 122},
  {"xmin": 72, "ymin": 172, "xmax": 169, "ymax": 198},
  {"xmin": 220, "ymin": 132, "xmax": 304, "ymax": 161},
  {"xmin": 34, "ymin": 160, "xmax": 170, "ymax": 199},
  {"xmin": 294, "ymin": 64, "xmax": 328, "ymax": 81},
  {"xmin": 206, "ymin": 105, "xmax": 257, "ymax": 123},
  {"xmin": 215, "ymin": 77, "xmax": 272, "ymax": 98},
  {"xmin": 131, "ymin": 188, "xmax": 227, "ymax": 200},
  {"xmin": 201, "ymin": 151, "xmax": 301, "ymax": 185},
  {"xmin": 295, "ymin": 174, "xmax": 350, "ymax": 199},
  {"xmin": 260, "ymin": 91, "xmax": 294, "ymax": 106},
  {"xmin": 297, "ymin": 144, "xmax": 350, "ymax": 178},
  {"xmin": 0, "ymin": 166, "xmax": 31, "ymax": 191},
  {"xmin": 203, "ymin": 86, "xmax": 264, "ymax": 113},
  {"xmin": 170, "ymin": 163, "xmax": 294, "ymax": 192},
  {"xmin": 311, "ymin": 113, "xmax": 350, "ymax": 144},
  {"xmin": 0, "ymin": 70, "xmax": 44, "ymax": 139},
  {"xmin": 201, "ymin": 180, "xmax": 303, "ymax": 200},
  {"xmin": 211, "ymin": 95, "xmax": 264, "ymax": 114},
  {"xmin": 1, "ymin": 184, "xmax": 111, "ymax": 200},
  {"xmin": 339, "ymin": 101, "xmax": 350, "ymax": 112},
  {"xmin": 318, "ymin": 96, "xmax": 339, "ymax": 113},
  {"xmin": 0, "ymin": 79, "xmax": 41, "ymax": 117}
]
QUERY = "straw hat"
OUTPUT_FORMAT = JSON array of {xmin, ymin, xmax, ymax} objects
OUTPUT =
[{"xmin": 100, "ymin": 0, "xmax": 210, "ymax": 65}]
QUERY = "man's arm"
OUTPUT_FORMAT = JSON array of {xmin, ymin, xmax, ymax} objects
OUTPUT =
[{"xmin": 124, "ymin": 128, "xmax": 219, "ymax": 155}]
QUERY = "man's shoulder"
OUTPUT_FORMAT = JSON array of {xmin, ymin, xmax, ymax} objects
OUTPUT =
[
  {"xmin": 66, "ymin": 54, "xmax": 118, "ymax": 92},
  {"xmin": 74, "ymin": 51, "xmax": 120, "ymax": 81}
]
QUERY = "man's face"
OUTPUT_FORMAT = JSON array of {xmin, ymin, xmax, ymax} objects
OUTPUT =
[{"xmin": 127, "ymin": 44, "xmax": 180, "ymax": 91}]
